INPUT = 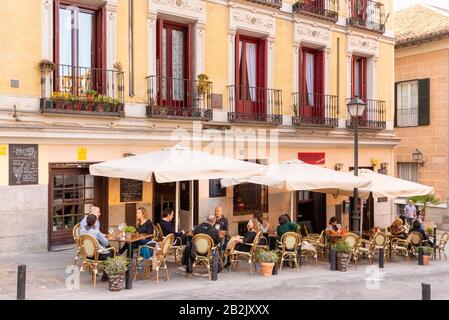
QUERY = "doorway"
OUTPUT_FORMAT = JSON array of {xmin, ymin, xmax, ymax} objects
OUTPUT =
[
  {"xmin": 296, "ymin": 191, "xmax": 326, "ymax": 234},
  {"xmin": 48, "ymin": 163, "xmax": 108, "ymax": 250},
  {"xmin": 153, "ymin": 180, "xmax": 199, "ymax": 230}
]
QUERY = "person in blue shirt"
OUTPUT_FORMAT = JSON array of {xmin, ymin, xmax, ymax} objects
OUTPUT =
[{"xmin": 80, "ymin": 206, "xmax": 101, "ymax": 231}]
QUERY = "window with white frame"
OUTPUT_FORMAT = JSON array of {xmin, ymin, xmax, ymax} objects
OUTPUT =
[
  {"xmin": 396, "ymin": 81, "xmax": 419, "ymax": 127},
  {"xmin": 397, "ymin": 162, "xmax": 418, "ymax": 183}
]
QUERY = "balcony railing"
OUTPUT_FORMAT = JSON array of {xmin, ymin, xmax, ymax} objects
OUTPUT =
[
  {"xmin": 347, "ymin": 0, "xmax": 385, "ymax": 33},
  {"xmin": 397, "ymin": 107, "xmax": 418, "ymax": 127},
  {"xmin": 40, "ymin": 63, "xmax": 124, "ymax": 117},
  {"xmin": 293, "ymin": 93, "xmax": 339, "ymax": 127},
  {"xmin": 292, "ymin": 0, "xmax": 339, "ymax": 22},
  {"xmin": 227, "ymin": 85, "xmax": 282, "ymax": 124},
  {"xmin": 346, "ymin": 98, "xmax": 386, "ymax": 129},
  {"xmin": 146, "ymin": 75, "xmax": 213, "ymax": 120},
  {"xmin": 245, "ymin": 0, "xmax": 283, "ymax": 8}
]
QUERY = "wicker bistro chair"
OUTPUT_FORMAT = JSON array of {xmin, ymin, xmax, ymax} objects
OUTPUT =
[
  {"xmin": 391, "ymin": 233, "xmax": 413, "ymax": 262},
  {"xmin": 73, "ymin": 223, "xmax": 81, "ymax": 266},
  {"xmin": 409, "ymin": 231, "xmax": 423, "ymax": 257},
  {"xmin": 341, "ymin": 232, "xmax": 360, "ymax": 267},
  {"xmin": 303, "ymin": 230, "xmax": 325, "ymax": 257},
  {"xmin": 78, "ymin": 234, "xmax": 116, "ymax": 288},
  {"xmin": 230, "ymin": 231, "xmax": 263, "ymax": 274},
  {"xmin": 300, "ymin": 236, "xmax": 319, "ymax": 267},
  {"xmin": 155, "ymin": 223, "xmax": 184, "ymax": 262},
  {"xmin": 134, "ymin": 233, "xmax": 174, "ymax": 283},
  {"xmin": 302, "ymin": 225, "xmax": 321, "ymax": 239},
  {"xmin": 278, "ymin": 232, "xmax": 301, "ymax": 272},
  {"xmin": 357, "ymin": 232, "xmax": 388, "ymax": 264},
  {"xmin": 191, "ymin": 234, "xmax": 217, "ymax": 280},
  {"xmin": 436, "ymin": 232, "xmax": 448, "ymax": 260}
]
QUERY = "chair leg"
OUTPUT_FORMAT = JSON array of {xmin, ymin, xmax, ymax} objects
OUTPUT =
[
  {"xmin": 294, "ymin": 255, "xmax": 300, "ymax": 272},
  {"xmin": 249, "ymin": 259, "xmax": 253, "ymax": 274},
  {"xmin": 93, "ymin": 269, "xmax": 97, "ymax": 288}
]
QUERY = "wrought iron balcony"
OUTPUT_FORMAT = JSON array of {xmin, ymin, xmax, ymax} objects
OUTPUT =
[
  {"xmin": 245, "ymin": 0, "xmax": 283, "ymax": 9},
  {"xmin": 346, "ymin": 98, "xmax": 386, "ymax": 129},
  {"xmin": 292, "ymin": 0, "xmax": 339, "ymax": 22},
  {"xmin": 227, "ymin": 85, "xmax": 282, "ymax": 124},
  {"xmin": 40, "ymin": 63, "xmax": 124, "ymax": 117},
  {"xmin": 292, "ymin": 93, "xmax": 339, "ymax": 127},
  {"xmin": 146, "ymin": 75, "xmax": 213, "ymax": 120},
  {"xmin": 346, "ymin": 0, "xmax": 386, "ymax": 34}
]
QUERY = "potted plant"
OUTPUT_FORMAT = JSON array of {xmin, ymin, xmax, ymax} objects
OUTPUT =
[
  {"xmin": 123, "ymin": 225, "xmax": 136, "ymax": 240},
  {"xmin": 426, "ymin": 227, "xmax": 434, "ymax": 237},
  {"xmin": 95, "ymin": 94, "xmax": 106, "ymax": 112},
  {"xmin": 421, "ymin": 246, "xmax": 433, "ymax": 265},
  {"xmin": 51, "ymin": 92, "xmax": 65, "ymax": 109},
  {"xmin": 332, "ymin": 239, "xmax": 352, "ymax": 272},
  {"xmin": 85, "ymin": 89, "xmax": 97, "ymax": 102},
  {"xmin": 111, "ymin": 98, "xmax": 121, "ymax": 113},
  {"xmin": 255, "ymin": 249, "xmax": 279, "ymax": 276},
  {"xmin": 102, "ymin": 256, "xmax": 129, "ymax": 291}
]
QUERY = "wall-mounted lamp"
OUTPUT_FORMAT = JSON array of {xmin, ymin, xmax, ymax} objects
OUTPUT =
[
  {"xmin": 334, "ymin": 163, "xmax": 344, "ymax": 171},
  {"xmin": 412, "ymin": 149, "xmax": 425, "ymax": 166},
  {"xmin": 124, "ymin": 153, "xmax": 136, "ymax": 157}
]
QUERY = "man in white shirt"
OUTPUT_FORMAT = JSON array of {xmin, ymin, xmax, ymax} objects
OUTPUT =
[
  {"xmin": 403, "ymin": 200, "xmax": 417, "ymax": 226},
  {"xmin": 80, "ymin": 206, "xmax": 101, "ymax": 231}
]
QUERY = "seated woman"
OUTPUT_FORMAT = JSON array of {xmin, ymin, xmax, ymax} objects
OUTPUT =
[
  {"xmin": 225, "ymin": 219, "xmax": 262, "ymax": 257},
  {"xmin": 80, "ymin": 214, "xmax": 114, "ymax": 281},
  {"xmin": 253, "ymin": 211, "xmax": 270, "ymax": 234},
  {"xmin": 277, "ymin": 214, "xmax": 299, "ymax": 240},
  {"xmin": 410, "ymin": 220, "xmax": 434, "ymax": 247},
  {"xmin": 390, "ymin": 216, "xmax": 407, "ymax": 239},
  {"xmin": 119, "ymin": 207, "xmax": 155, "ymax": 256},
  {"xmin": 325, "ymin": 217, "xmax": 342, "ymax": 235}
]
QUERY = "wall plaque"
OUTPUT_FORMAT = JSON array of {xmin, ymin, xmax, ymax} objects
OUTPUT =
[{"xmin": 9, "ymin": 144, "xmax": 38, "ymax": 185}]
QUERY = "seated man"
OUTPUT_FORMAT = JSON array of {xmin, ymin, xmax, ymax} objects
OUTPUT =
[
  {"xmin": 80, "ymin": 206, "xmax": 101, "ymax": 231},
  {"xmin": 194, "ymin": 214, "xmax": 220, "ymax": 246},
  {"xmin": 80, "ymin": 214, "xmax": 114, "ymax": 281},
  {"xmin": 277, "ymin": 214, "xmax": 299, "ymax": 240},
  {"xmin": 159, "ymin": 208, "xmax": 187, "ymax": 245},
  {"xmin": 410, "ymin": 220, "xmax": 434, "ymax": 246}
]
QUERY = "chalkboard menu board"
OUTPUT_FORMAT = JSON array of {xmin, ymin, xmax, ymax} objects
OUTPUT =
[
  {"xmin": 9, "ymin": 144, "xmax": 39, "ymax": 185},
  {"xmin": 209, "ymin": 179, "xmax": 226, "ymax": 198},
  {"xmin": 120, "ymin": 178, "xmax": 143, "ymax": 202}
]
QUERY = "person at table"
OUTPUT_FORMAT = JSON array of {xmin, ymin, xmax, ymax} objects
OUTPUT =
[
  {"xmin": 118, "ymin": 207, "xmax": 154, "ymax": 255},
  {"xmin": 80, "ymin": 214, "xmax": 113, "ymax": 281},
  {"xmin": 390, "ymin": 216, "xmax": 407, "ymax": 239},
  {"xmin": 254, "ymin": 211, "xmax": 269, "ymax": 234},
  {"xmin": 160, "ymin": 208, "xmax": 188, "ymax": 245},
  {"xmin": 228, "ymin": 219, "xmax": 261, "ymax": 253},
  {"xmin": 410, "ymin": 220, "xmax": 434, "ymax": 246},
  {"xmin": 80, "ymin": 206, "xmax": 101, "ymax": 231},
  {"xmin": 193, "ymin": 214, "xmax": 220, "ymax": 245},
  {"xmin": 404, "ymin": 200, "xmax": 417, "ymax": 226},
  {"xmin": 325, "ymin": 217, "xmax": 342, "ymax": 235},
  {"xmin": 277, "ymin": 214, "xmax": 299, "ymax": 239},
  {"xmin": 214, "ymin": 206, "xmax": 229, "ymax": 233}
]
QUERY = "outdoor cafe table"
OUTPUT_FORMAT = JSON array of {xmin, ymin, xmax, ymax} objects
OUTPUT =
[{"xmin": 106, "ymin": 233, "xmax": 152, "ymax": 289}]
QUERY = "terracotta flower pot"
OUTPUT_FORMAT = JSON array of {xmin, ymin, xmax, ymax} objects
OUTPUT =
[
  {"xmin": 260, "ymin": 262, "xmax": 274, "ymax": 276},
  {"xmin": 423, "ymin": 255, "xmax": 430, "ymax": 266},
  {"xmin": 108, "ymin": 274, "xmax": 125, "ymax": 291},
  {"xmin": 86, "ymin": 94, "xmax": 95, "ymax": 102}
]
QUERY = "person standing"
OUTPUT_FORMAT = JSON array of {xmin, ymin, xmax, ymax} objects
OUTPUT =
[
  {"xmin": 404, "ymin": 200, "xmax": 417, "ymax": 226},
  {"xmin": 214, "ymin": 206, "xmax": 229, "ymax": 233}
]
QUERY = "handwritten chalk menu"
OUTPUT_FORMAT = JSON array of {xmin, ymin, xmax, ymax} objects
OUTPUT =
[
  {"xmin": 209, "ymin": 179, "xmax": 226, "ymax": 198},
  {"xmin": 120, "ymin": 178, "xmax": 143, "ymax": 202},
  {"xmin": 9, "ymin": 144, "xmax": 38, "ymax": 186}
]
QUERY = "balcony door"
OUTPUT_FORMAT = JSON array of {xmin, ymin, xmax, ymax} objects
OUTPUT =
[
  {"xmin": 235, "ymin": 35, "xmax": 267, "ymax": 115},
  {"xmin": 54, "ymin": 1, "xmax": 106, "ymax": 95},
  {"xmin": 300, "ymin": 47, "xmax": 324, "ymax": 119},
  {"xmin": 303, "ymin": 0, "xmax": 324, "ymax": 9},
  {"xmin": 352, "ymin": 56, "xmax": 368, "ymax": 121},
  {"xmin": 351, "ymin": 0, "xmax": 368, "ymax": 20},
  {"xmin": 156, "ymin": 19, "xmax": 192, "ymax": 113}
]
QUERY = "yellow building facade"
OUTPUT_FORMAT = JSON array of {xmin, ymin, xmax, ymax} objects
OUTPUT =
[{"xmin": 0, "ymin": 0, "xmax": 397, "ymax": 252}]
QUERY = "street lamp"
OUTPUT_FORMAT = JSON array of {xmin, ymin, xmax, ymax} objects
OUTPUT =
[
  {"xmin": 412, "ymin": 149, "xmax": 425, "ymax": 166},
  {"xmin": 347, "ymin": 96, "xmax": 366, "ymax": 232}
]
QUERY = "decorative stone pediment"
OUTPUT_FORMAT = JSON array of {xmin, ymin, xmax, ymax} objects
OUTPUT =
[
  {"xmin": 149, "ymin": 0, "xmax": 206, "ymax": 22},
  {"xmin": 229, "ymin": 4, "xmax": 276, "ymax": 37},
  {"xmin": 294, "ymin": 21, "xmax": 331, "ymax": 49},
  {"xmin": 347, "ymin": 32, "xmax": 379, "ymax": 57}
]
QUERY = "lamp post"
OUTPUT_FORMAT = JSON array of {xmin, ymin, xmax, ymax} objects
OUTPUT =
[{"xmin": 347, "ymin": 96, "xmax": 366, "ymax": 232}]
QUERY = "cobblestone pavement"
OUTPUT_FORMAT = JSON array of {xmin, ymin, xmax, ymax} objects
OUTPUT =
[{"xmin": 1, "ymin": 248, "xmax": 448, "ymax": 300}]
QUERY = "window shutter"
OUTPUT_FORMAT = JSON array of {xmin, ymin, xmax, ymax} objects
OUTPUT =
[
  {"xmin": 394, "ymin": 82, "xmax": 398, "ymax": 127},
  {"xmin": 95, "ymin": 5, "xmax": 107, "ymax": 93},
  {"xmin": 53, "ymin": 0, "xmax": 60, "ymax": 91},
  {"xmin": 351, "ymin": 57, "xmax": 355, "ymax": 98},
  {"xmin": 361, "ymin": 57, "xmax": 367, "ymax": 101},
  {"xmin": 418, "ymin": 78, "xmax": 430, "ymax": 126}
]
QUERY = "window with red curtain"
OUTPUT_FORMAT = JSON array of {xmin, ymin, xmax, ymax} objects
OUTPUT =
[
  {"xmin": 53, "ymin": 0, "xmax": 106, "ymax": 94},
  {"xmin": 352, "ymin": 56, "xmax": 367, "ymax": 100},
  {"xmin": 156, "ymin": 19, "xmax": 192, "ymax": 106},
  {"xmin": 235, "ymin": 34, "xmax": 267, "ymax": 114},
  {"xmin": 300, "ymin": 47, "xmax": 324, "ymax": 106}
]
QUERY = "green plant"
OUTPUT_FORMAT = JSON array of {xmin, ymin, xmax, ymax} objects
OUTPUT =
[
  {"xmin": 86, "ymin": 89, "xmax": 98, "ymax": 96},
  {"xmin": 408, "ymin": 194, "xmax": 440, "ymax": 217},
  {"xmin": 197, "ymin": 73, "xmax": 210, "ymax": 95},
  {"xmin": 426, "ymin": 227, "xmax": 434, "ymax": 235},
  {"xmin": 102, "ymin": 256, "xmax": 130, "ymax": 275},
  {"xmin": 332, "ymin": 239, "xmax": 352, "ymax": 254},
  {"xmin": 255, "ymin": 249, "xmax": 279, "ymax": 263},
  {"xmin": 123, "ymin": 226, "xmax": 136, "ymax": 234},
  {"xmin": 420, "ymin": 246, "xmax": 434, "ymax": 256}
]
